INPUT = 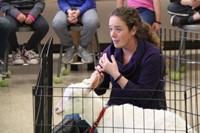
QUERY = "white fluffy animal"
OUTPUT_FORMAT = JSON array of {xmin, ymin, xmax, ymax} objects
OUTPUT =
[{"xmin": 55, "ymin": 72, "xmax": 196, "ymax": 133}]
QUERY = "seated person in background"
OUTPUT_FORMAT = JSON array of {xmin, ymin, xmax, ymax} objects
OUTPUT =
[
  {"xmin": 94, "ymin": 7, "xmax": 167, "ymax": 110},
  {"xmin": 52, "ymin": 0, "xmax": 99, "ymax": 64},
  {"xmin": 0, "ymin": 17, "xmax": 11, "ymax": 76},
  {"xmin": 168, "ymin": 0, "xmax": 200, "ymax": 26},
  {"xmin": 0, "ymin": 0, "xmax": 49, "ymax": 65},
  {"xmin": 116, "ymin": 0, "xmax": 161, "ymax": 32}
]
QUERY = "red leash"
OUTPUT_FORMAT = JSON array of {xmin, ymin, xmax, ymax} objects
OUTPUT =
[{"xmin": 89, "ymin": 106, "xmax": 108, "ymax": 133}]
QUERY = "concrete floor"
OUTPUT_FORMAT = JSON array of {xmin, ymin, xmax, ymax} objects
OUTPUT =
[{"xmin": 0, "ymin": 54, "xmax": 93, "ymax": 133}]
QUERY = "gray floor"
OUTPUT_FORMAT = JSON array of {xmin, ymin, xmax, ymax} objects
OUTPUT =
[
  {"xmin": 0, "ymin": 53, "xmax": 200, "ymax": 133},
  {"xmin": 0, "ymin": 54, "xmax": 93, "ymax": 133},
  {"xmin": 0, "ymin": 64, "xmax": 38, "ymax": 133}
]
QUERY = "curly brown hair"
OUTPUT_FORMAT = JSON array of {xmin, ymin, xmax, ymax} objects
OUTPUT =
[{"xmin": 110, "ymin": 7, "xmax": 160, "ymax": 48}]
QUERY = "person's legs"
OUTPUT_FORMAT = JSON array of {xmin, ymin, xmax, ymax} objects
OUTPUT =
[
  {"xmin": 0, "ymin": 17, "xmax": 11, "ymax": 75},
  {"xmin": 79, "ymin": 9, "xmax": 99, "ymax": 63},
  {"xmin": 4, "ymin": 15, "xmax": 24, "ymax": 65},
  {"xmin": 167, "ymin": 1, "xmax": 194, "ymax": 16},
  {"xmin": 5, "ymin": 15, "xmax": 21, "ymax": 52},
  {"xmin": 20, "ymin": 15, "xmax": 49, "ymax": 65},
  {"xmin": 25, "ymin": 15, "xmax": 49, "ymax": 50},
  {"xmin": 52, "ymin": 10, "xmax": 74, "ymax": 48},
  {"xmin": 52, "ymin": 10, "xmax": 76, "ymax": 63},
  {"xmin": 168, "ymin": 2, "xmax": 200, "ymax": 26},
  {"xmin": 0, "ymin": 17, "xmax": 11, "ymax": 60},
  {"xmin": 136, "ymin": 8, "xmax": 155, "ymax": 26},
  {"xmin": 80, "ymin": 9, "xmax": 99, "ymax": 48}
]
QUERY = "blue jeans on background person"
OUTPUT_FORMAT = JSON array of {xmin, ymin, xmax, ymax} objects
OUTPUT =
[
  {"xmin": 167, "ymin": 1, "xmax": 200, "ymax": 26},
  {"xmin": 167, "ymin": 1, "xmax": 200, "ymax": 16},
  {"xmin": 52, "ymin": 8, "xmax": 99, "ymax": 48},
  {"xmin": 0, "ymin": 17, "xmax": 11, "ymax": 60},
  {"xmin": 136, "ymin": 7, "xmax": 155, "ymax": 26}
]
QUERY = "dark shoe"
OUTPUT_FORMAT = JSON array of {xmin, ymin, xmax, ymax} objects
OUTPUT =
[
  {"xmin": 62, "ymin": 46, "xmax": 76, "ymax": 64},
  {"xmin": 167, "ymin": 10, "xmax": 190, "ymax": 17},
  {"xmin": 170, "ymin": 15, "xmax": 180, "ymax": 26},
  {"xmin": 0, "ymin": 60, "xmax": 8, "ymax": 76},
  {"xmin": 170, "ymin": 15, "xmax": 189, "ymax": 26}
]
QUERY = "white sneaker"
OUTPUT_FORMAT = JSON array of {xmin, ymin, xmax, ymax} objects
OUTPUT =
[
  {"xmin": 12, "ymin": 49, "xmax": 24, "ymax": 65},
  {"xmin": 22, "ymin": 49, "xmax": 38, "ymax": 65}
]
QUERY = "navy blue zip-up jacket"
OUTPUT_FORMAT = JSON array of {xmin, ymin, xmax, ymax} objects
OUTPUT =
[{"xmin": 94, "ymin": 37, "xmax": 167, "ymax": 110}]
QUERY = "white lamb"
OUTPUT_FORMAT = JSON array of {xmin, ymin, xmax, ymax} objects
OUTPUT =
[{"xmin": 55, "ymin": 72, "xmax": 196, "ymax": 133}]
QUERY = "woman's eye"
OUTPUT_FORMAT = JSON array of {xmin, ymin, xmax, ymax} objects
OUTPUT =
[
  {"xmin": 115, "ymin": 28, "xmax": 121, "ymax": 32},
  {"xmin": 109, "ymin": 27, "xmax": 122, "ymax": 33}
]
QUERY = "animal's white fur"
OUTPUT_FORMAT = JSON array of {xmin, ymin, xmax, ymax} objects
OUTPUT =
[{"xmin": 55, "ymin": 78, "xmax": 196, "ymax": 133}]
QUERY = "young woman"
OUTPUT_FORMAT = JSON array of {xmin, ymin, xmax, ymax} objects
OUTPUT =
[{"xmin": 94, "ymin": 7, "xmax": 166, "ymax": 110}]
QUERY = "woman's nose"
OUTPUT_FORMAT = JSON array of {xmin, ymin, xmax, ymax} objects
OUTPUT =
[{"xmin": 110, "ymin": 30, "xmax": 116, "ymax": 38}]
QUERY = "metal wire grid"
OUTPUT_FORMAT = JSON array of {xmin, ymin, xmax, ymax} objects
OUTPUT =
[
  {"xmin": 32, "ymin": 28, "xmax": 200, "ymax": 133},
  {"xmin": 33, "ymin": 85, "xmax": 200, "ymax": 133}
]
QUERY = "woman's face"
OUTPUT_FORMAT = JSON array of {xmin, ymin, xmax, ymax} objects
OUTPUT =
[{"xmin": 109, "ymin": 16, "xmax": 136, "ymax": 49}]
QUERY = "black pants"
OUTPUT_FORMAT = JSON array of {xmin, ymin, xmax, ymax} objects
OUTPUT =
[
  {"xmin": 5, "ymin": 15, "xmax": 49, "ymax": 52},
  {"xmin": 168, "ymin": 1, "xmax": 200, "ymax": 16}
]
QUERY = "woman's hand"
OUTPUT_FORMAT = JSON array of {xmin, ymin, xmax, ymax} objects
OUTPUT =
[
  {"xmin": 25, "ymin": 16, "xmax": 33, "ymax": 24},
  {"xmin": 16, "ymin": 13, "xmax": 26, "ymax": 23},
  {"xmin": 91, "ymin": 70, "xmax": 104, "ymax": 86},
  {"xmin": 151, "ymin": 22, "xmax": 160, "ymax": 32},
  {"xmin": 98, "ymin": 53, "xmax": 120, "ymax": 79}
]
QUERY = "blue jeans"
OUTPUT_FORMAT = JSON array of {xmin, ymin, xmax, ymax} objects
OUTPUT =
[
  {"xmin": 52, "ymin": 9, "xmax": 99, "ymax": 48},
  {"xmin": 136, "ymin": 7, "xmax": 155, "ymax": 26},
  {"xmin": 167, "ymin": 1, "xmax": 200, "ymax": 15},
  {"xmin": 0, "ymin": 17, "xmax": 11, "ymax": 60},
  {"xmin": 5, "ymin": 15, "xmax": 49, "ymax": 51}
]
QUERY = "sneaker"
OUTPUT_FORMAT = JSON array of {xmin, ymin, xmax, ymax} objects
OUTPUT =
[
  {"xmin": 77, "ymin": 46, "xmax": 93, "ymax": 63},
  {"xmin": 171, "ymin": 15, "xmax": 182, "ymax": 26},
  {"xmin": 0, "ymin": 60, "xmax": 7, "ymax": 76},
  {"xmin": 12, "ymin": 49, "xmax": 25, "ymax": 65},
  {"xmin": 167, "ymin": 10, "xmax": 190, "ymax": 17},
  {"xmin": 62, "ymin": 46, "xmax": 76, "ymax": 64},
  {"xmin": 170, "ymin": 15, "xmax": 188, "ymax": 27},
  {"xmin": 22, "ymin": 49, "xmax": 38, "ymax": 65}
]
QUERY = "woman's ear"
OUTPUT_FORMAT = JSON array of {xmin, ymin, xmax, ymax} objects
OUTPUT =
[{"xmin": 131, "ymin": 26, "xmax": 137, "ymax": 36}]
